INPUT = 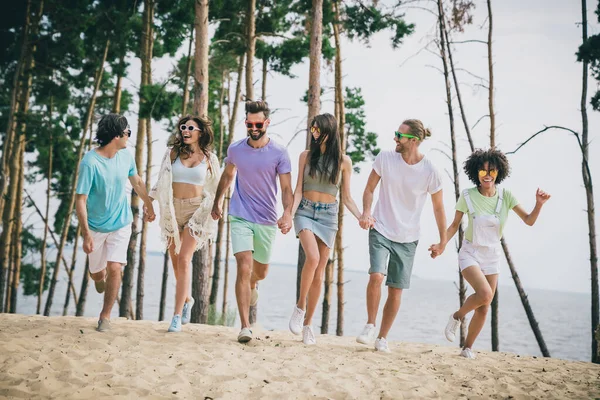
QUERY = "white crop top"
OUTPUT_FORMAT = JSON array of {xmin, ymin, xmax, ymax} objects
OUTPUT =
[{"xmin": 172, "ymin": 156, "xmax": 208, "ymax": 185}]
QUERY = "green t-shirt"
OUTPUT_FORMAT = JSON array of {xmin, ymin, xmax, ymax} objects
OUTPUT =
[{"xmin": 456, "ymin": 187, "xmax": 519, "ymax": 242}]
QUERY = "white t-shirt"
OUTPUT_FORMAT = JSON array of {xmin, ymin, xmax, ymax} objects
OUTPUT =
[{"xmin": 372, "ymin": 150, "xmax": 443, "ymax": 243}]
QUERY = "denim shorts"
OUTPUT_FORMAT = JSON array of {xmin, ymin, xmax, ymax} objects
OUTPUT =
[
  {"xmin": 293, "ymin": 198, "xmax": 339, "ymax": 248},
  {"xmin": 368, "ymin": 228, "xmax": 418, "ymax": 289}
]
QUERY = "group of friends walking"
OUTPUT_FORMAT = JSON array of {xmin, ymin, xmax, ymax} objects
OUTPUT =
[{"xmin": 75, "ymin": 100, "xmax": 551, "ymax": 359}]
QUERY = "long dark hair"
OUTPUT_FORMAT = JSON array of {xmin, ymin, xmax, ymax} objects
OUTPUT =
[
  {"xmin": 307, "ymin": 113, "xmax": 341, "ymax": 185},
  {"xmin": 167, "ymin": 115, "xmax": 214, "ymax": 162}
]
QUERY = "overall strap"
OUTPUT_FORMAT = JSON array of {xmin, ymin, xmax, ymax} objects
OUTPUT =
[
  {"xmin": 494, "ymin": 188, "xmax": 504, "ymax": 215},
  {"xmin": 463, "ymin": 189, "xmax": 476, "ymax": 215}
]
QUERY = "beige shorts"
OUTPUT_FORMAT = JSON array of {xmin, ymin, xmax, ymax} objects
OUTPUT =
[
  {"xmin": 173, "ymin": 197, "xmax": 203, "ymax": 231},
  {"xmin": 88, "ymin": 224, "xmax": 132, "ymax": 274}
]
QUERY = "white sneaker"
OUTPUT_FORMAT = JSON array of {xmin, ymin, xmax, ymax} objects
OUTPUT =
[
  {"xmin": 181, "ymin": 297, "xmax": 195, "ymax": 325},
  {"xmin": 289, "ymin": 306, "xmax": 305, "ymax": 335},
  {"xmin": 302, "ymin": 325, "xmax": 316, "ymax": 345},
  {"xmin": 250, "ymin": 285, "xmax": 259, "ymax": 307},
  {"xmin": 445, "ymin": 313, "xmax": 461, "ymax": 342},
  {"xmin": 356, "ymin": 323, "xmax": 376, "ymax": 344},
  {"xmin": 460, "ymin": 347, "xmax": 476, "ymax": 359},
  {"xmin": 374, "ymin": 337, "xmax": 391, "ymax": 353},
  {"xmin": 237, "ymin": 327, "xmax": 253, "ymax": 343}
]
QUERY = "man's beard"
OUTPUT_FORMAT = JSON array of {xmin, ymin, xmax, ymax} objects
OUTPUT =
[
  {"xmin": 248, "ymin": 129, "xmax": 266, "ymax": 141},
  {"xmin": 395, "ymin": 143, "xmax": 405, "ymax": 153}
]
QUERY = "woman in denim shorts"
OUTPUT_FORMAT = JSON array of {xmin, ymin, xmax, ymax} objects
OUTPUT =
[{"xmin": 288, "ymin": 113, "xmax": 362, "ymax": 345}]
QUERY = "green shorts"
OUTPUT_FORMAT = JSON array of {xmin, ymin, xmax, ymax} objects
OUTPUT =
[
  {"xmin": 229, "ymin": 215, "xmax": 277, "ymax": 264},
  {"xmin": 368, "ymin": 228, "xmax": 418, "ymax": 289}
]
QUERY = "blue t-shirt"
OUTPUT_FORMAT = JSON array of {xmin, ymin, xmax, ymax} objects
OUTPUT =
[
  {"xmin": 224, "ymin": 138, "xmax": 292, "ymax": 225},
  {"xmin": 76, "ymin": 149, "xmax": 137, "ymax": 233}
]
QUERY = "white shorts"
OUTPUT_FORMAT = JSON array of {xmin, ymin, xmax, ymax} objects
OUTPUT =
[
  {"xmin": 88, "ymin": 225, "xmax": 132, "ymax": 274},
  {"xmin": 458, "ymin": 240, "xmax": 501, "ymax": 275}
]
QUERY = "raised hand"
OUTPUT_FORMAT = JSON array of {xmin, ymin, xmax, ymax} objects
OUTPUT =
[{"xmin": 535, "ymin": 188, "xmax": 551, "ymax": 205}]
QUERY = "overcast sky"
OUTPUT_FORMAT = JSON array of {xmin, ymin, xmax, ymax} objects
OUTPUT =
[{"xmin": 28, "ymin": 0, "xmax": 600, "ymax": 294}]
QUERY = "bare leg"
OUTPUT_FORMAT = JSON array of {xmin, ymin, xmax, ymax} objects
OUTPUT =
[
  {"xmin": 366, "ymin": 273, "xmax": 385, "ymax": 325},
  {"xmin": 377, "ymin": 287, "xmax": 402, "ymax": 339},
  {"xmin": 235, "ymin": 251, "xmax": 253, "ymax": 329},
  {"xmin": 296, "ymin": 230, "xmax": 320, "ymax": 310},
  {"xmin": 464, "ymin": 274, "xmax": 498, "ymax": 349},
  {"xmin": 173, "ymin": 228, "xmax": 196, "ymax": 316},
  {"xmin": 250, "ymin": 259, "xmax": 269, "ymax": 289},
  {"xmin": 98, "ymin": 262, "xmax": 122, "ymax": 320},
  {"xmin": 304, "ymin": 238, "xmax": 331, "ymax": 326},
  {"xmin": 453, "ymin": 267, "xmax": 495, "ymax": 320}
]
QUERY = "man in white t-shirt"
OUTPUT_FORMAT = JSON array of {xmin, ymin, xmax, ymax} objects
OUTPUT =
[{"xmin": 356, "ymin": 119, "xmax": 448, "ymax": 353}]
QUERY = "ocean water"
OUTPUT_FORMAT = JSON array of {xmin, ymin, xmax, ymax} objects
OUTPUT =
[{"xmin": 16, "ymin": 250, "xmax": 593, "ymax": 362}]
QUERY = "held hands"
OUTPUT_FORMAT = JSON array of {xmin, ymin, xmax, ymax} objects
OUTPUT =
[
  {"xmin": 428, "ymin": 242, "xmax": 446, "ymax": 259},
  {"xmin": 143, "ymin": 202, "xmax": 156, "ymax": 222},
  {"xmin": 535, "ymin": 188, "xmax": 551, "ymax": 205},
  {"xmin": 83, "ymin": 233, "xmax": 94, "ymax": 254},
  {"xmin": 359, "ymin": 213, "xmax": 376, "ymax": 230},
  {"xmin": 211, "ymin": 200, "xmax": 223, "ymax": 220},
  {"xmin": 277, "ymin": 212, "xmax": 292, "ymax": 234}
]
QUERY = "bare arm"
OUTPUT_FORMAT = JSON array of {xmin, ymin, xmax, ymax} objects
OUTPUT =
[
  {"xmin": 75, "ymin": 194, "xmax": 94, "ymax": 254},
  {"xmin": 512, "ymin": 188, "xmax": 551, "ymax": 226},
  {"xmin": 291, "ymin": 151, "xmax": 308, "ymax": 216},
  {"xmin": 427, "ymin": 190, "xmax": 449, "ymax": 259},
  {"xmin": 211, "ymin": 163, "xmax": 237, "ymax": 220},
  {"xmin": 445, "ymin": 210, "xmax": 464, "ymax": 244},
  {"xmin": 129, "ymin": 174, "xmax": 155, "ymax": 221},
  {"xmin": 341, "ymin": 156, "xmax": 361, "ymax": 220},
  {"xmin": 360, "ymin": 169, "xmax": 381, "ymax": 229},
  {"xmin": 277, "ymin": 172, "xmax": 293, "ymax": 234}
]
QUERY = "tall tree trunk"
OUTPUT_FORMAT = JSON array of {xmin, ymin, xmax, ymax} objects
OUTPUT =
[
  {"xmin": 580, "ymin": 0, "xmax": 599, "ymax": 364},
  {"xmin": 192, "ymin": 247, "xmax": 211, "ymax": 323},
  {"xmin": 0, "ymin": 0, "xmax": 43, "ymax": 312},
  {"xmin": 44, "ymin": 39, "xmax": 110, "ymax": 316},
  {"xmin": 8, "ymin": 141, "xmax": 25, "ymax": 313},
  {"xmin": 438, "ymin": 0, "xmax": 467, "ymax": 347},
  {"xmin": 221, "ymin": 191, "xmax": 232, "ymax": 323},
  {"xmin": 332, "ymin": 0, "xmax": 344, "ymax": 336},
  {"xmin": 182, "ymin": 25, "xmax": 194, "ymax": 115},
  {"xmin": 38, "ymin": 102, "xmax": 53, "ymax": 314},
  {"xmin": 6, "ymin": 210, "xmax": 16, "ymax": 312},
  {"xmin": 62, "ymin": 225, "xmax": 81, "ymax": 315},
  {"xmin": 122, "ymin": 0, "xmax": 153, "ymax": 318},
  {"xmin": 210, "ymin": 72, "xmax": 227, "ymax": 306},
  {"xmin": 136, "ymin": 119, "xmax": 152, "ymax": 320},
  {"xmin": 112, "ymin": 55, "xmax": 125, "ymax": 114},
  {"xmin": 75, "ymin": 257, "xmax": 89, "ymax": 317},
  {"xmin": 193, "ymin": 0, "xmax": 209, "ymax": 116},
  {"xmin": 246, "ymin": 0, "xmax": 256, "ymax": 100},
  {"xmin": 321, "ymin": 257, "xmax": 334, "ymax": 334},
  {"xmin": 261, "ymin": 57, "xmax": 267, "ymax": 100},
  {"xmin": 158, "ymin": 251, "xmax": 169, "ymax": 321},
  {"xmin": 297, "ymin": 0, "xmax": 324, "ymax": 306}
]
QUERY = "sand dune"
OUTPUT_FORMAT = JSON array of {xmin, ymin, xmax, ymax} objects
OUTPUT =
[{"xmin": 0, "ymin": 314, "xmax": 598, "ymax": 399}]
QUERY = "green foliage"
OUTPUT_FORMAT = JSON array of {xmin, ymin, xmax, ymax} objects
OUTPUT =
[
  {"xmin": 139, "ymin": 83, "xmax": 182, "ymax": 121},
  {"xmin": 19, "ymin": 226, "xmax": 53, "ymax": 296},
  {"xmin": 342, "ymin": 3, "xmax": 415, "ymax": 48},
  {"xmin": 344, "ymin": 87, "xmax": 380, "ymax": 172},
  {"xmin": 578, "ymin": 30, "xmax": 600, "ymax": 111},
  {"xmin": 206, "ymin": 304, "xmax": 237, "ymax": 326}
]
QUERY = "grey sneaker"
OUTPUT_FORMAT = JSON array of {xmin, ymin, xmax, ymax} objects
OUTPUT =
[
  {"xmin": 94, "ymin": 278, "xmax": 106, "ymax": 294},
  {"xmin": 96, "ymin": 319, "xmax": 111, "ymax": 332},
  {"xmin": 238, "ymin": 327, "xmax": 252, "ymax": 343},
  {"xmin": 181, "ymin": 298, "xmax": 195, "ymax": 325}
]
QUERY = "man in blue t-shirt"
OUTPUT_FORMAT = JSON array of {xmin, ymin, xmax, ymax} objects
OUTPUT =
[{"xmin": 75, "ymin": 113, "xmax": 155, "ymax": 332}]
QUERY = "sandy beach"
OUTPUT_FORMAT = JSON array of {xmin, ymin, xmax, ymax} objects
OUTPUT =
[{"xmin": 0, "ymin": 314, "xmax": 598, "ymax": 399}]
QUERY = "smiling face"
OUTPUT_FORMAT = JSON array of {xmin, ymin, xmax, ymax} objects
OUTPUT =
[
  {"xmin": 245, "ymin": 112, "xmax": 270, "ymax": 141},
  {"xmin": 180, "ymin": 119, "xmax": 201, "ymax": 145},
  {"xmin": 394, "ymin": 124, "xmax": 414, "ymax": 154},
  {"xmin": 478, "ymin": 161, "xmax": 498, "ymax": 190}
]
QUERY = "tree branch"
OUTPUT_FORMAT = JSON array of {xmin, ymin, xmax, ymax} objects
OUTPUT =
[{"xmin": 449, "ymin": 39, "xmax": 488, "ymax": 45}]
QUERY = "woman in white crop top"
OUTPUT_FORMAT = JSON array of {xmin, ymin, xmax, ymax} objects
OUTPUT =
[{"xmin": 147, "ymin": 115, "xmax": 221, "ymax": 333}]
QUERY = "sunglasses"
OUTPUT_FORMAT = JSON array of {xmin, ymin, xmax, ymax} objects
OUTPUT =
[
  {"xmin": 180, "ymin": 124, "xmax": 202, "ymax": 132},
  {"xmin": 310, "ymin": 126, "xmax": 320, "ymax": 134},
  {"xmin": 121, "ymin": 126, "xmax": 131, "ymax": 137},
  {"xmin": 478, "ymin": 169, "xmax": 499, "ymax": 178},
  {"xmin": 394, "ymin": 131, "xmax": 420, "ymax": 140},
  {"xmin": 245, "ymin": 121, "xmax": 266, "ymax": 129}
]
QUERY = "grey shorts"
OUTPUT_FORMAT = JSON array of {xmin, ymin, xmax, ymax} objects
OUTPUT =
[
  {"xmin": 293, "ymin": 198, "xmax": 338, "ymax": 248},
  {"xmin": 368, "ymin": 228, "xmax": 418, "ymax": 289}
]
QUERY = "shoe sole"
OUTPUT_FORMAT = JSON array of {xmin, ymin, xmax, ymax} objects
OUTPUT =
[
  {"xmin": 356, "ymin": 337, "xmax": 373, "ymax": 345},
  {"xmin": 238, "ymin": 335, "xmax": 252, "ymax": 343}
]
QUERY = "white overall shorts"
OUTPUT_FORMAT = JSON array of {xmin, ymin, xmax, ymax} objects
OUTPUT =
[{"xmin": 458, "ymin": 188, "xmax": 503, "ymax": 275}]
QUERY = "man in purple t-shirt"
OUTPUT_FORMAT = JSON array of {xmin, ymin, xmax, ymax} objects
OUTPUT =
[{"xmin": 212, "ymin": 100, "xmax": 293, "ymax": 343}]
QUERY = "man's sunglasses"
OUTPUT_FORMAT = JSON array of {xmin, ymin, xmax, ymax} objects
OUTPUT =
[
  {"xmin": 245, "ymin": 121, "xmax": 266, "ymax": 129},
  {"xmin": 180, "ymin": 124, "xmax": 202, "ymax": 132},
  {"xmin": 121, "ymin": 127, "xmax": 131, "ymax": 137},
  {"xmin": 478, "ymin": 169, "xmax": 499, "ymax": 178},
  {"xmin": 394, "ymin": 131, "xmax": 420, "ymax": 140}
]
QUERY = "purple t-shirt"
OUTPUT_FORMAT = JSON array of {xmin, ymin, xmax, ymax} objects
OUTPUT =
[{"xmin": 225, "ymin": 138, "xmax": 292, "ymax": 225}]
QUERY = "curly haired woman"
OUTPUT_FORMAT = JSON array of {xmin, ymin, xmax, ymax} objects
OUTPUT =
[
  {"xmin": 148, "ymin": 115, "xmax": 221, "ymax": 332},
  {"xmin": 429, "ymin": 148, "xmax": 551, "ymax": 359}
]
